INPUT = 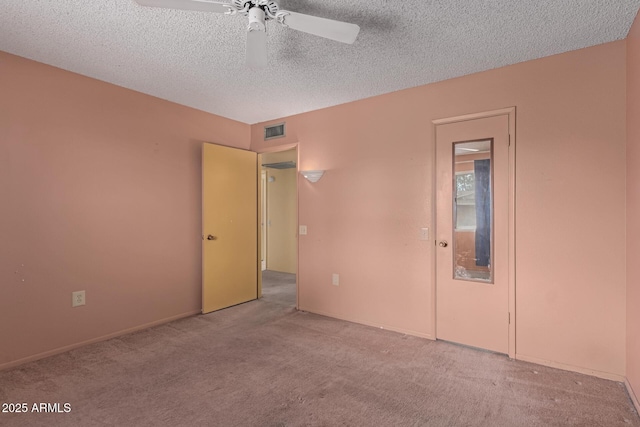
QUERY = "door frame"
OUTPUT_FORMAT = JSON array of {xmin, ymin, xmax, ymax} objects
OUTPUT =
[
  {"xmin": 432, "ymin": 107, "xmax": 516, "ymax": 358},
  {"xmin": 257, "ymin": 143, "xmax": 299, "ymax": 309},
  {"xmin": 261, "ymin": 169, "xmax": 267, "ymax": 272}
]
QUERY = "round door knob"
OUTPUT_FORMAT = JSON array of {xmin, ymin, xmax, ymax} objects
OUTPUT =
[
  {"xmin": 207, "ymin": 235, "xmax": 217, "ymax": 241},
  {"xmin": 439, "ymin": 241, "xmax": 448, "ymax": 247}
]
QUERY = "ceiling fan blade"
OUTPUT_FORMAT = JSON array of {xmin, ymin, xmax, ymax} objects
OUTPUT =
[
  {"xmin": 246, "ymin": 30, "xmax": 267, "ymax": 69},
  {"xmin": 134, "ymin": 0, "xmax": 232, "ymax": 13},
  {"xmin": 279, "ymin": 11, "xmax": 360, "ymax": 44}
]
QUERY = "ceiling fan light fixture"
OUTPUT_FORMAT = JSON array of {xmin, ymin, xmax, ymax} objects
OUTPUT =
[{"xmin": 248, "ymin": 6, "xmax": 266, "ymax": 32}]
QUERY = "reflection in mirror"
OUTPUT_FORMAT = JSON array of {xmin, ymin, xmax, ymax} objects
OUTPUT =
[{"xmin": 453, "ymin": 139, "xmax": 493, "ymax": 283}]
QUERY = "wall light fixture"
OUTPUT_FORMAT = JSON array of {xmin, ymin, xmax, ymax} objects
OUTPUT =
[{"xmin": 300, "ymin": 170, "xmax": 325, "ymax": 183}]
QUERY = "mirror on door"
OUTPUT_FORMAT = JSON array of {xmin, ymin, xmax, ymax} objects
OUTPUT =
[{"xmin": 453, "ymin": 139, "xmax": 493, "ymax": 283}]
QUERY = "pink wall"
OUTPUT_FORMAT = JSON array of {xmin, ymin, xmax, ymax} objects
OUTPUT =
[
  {"xmin": 1, "ymin": 37, "xmax": 631, "ymax": 381},
  {"xmin": 0, "ymin": 51, "xmax": 250, "ymax": 369},
  {"xmin": 251, "ymin": 41, "xmax": 628, "ymax": 378},
  {"xmin": 627, "ymin": 10, "xmax": 640, "ymax": 407}
]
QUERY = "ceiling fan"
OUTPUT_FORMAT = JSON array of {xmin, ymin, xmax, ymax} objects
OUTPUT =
[{"xmin": 135, "ymin": 0, "xmax": 360, "ymax": 68}]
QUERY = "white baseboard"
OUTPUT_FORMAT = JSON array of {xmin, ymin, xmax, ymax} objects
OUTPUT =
[
  {"xmin": 515, "ymin": 353, "xmax": 625, "ymax": 382},
  {"xmin": 626, "ymin": 378, "xmax": 640, "ymax": 414},
  {"xmin": 0, "ymin": 310, "xmax": 200, "ymax": 372}
]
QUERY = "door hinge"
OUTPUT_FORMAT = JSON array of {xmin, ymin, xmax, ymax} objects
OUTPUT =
[
  {"xmin": 508, "ymin": 312, "xmax": 511, "ymax": 324},
  {"xmin": 508, "ymin": 134, "xmax": 511, "ymax": 147}
]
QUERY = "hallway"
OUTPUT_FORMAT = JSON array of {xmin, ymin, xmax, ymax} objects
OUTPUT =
[{"xmin": 261, "ymin": 270, "xmax": 296, "ymax": 307}]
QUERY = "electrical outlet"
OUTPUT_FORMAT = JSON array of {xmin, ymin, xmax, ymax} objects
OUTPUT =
[
  {"xmin": 332, "ymin": 273, "xmax": 339, "ymax": 286},
  {"xmin": 72, "ymin": 290, "xmax": 85, "ymax": 307},
  {"xmin": 299, "ymin": 225, "xmax": 307, "ymax": 235}
]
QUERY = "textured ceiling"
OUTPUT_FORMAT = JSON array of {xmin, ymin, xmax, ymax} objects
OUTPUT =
[{"xmin": 1, "ymin": 1, "xmax": 639, "ymax": 124}]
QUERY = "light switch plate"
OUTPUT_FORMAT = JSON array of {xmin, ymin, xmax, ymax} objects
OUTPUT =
[
  {"xmin": 419, "ymin": 228, "xmax": 429, "ymax": 241},
  {"xmin": 332, "ymin": 273, "xmax": 339, "ymax": 286},
  {"xmin": 299, "ymin": 225, "xmax": 307, "ymax": 235}
]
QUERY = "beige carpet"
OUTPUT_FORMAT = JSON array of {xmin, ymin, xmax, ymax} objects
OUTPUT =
[{"xmin": 1, "ymin": 271, "xmax": 638, "ymax": 426}]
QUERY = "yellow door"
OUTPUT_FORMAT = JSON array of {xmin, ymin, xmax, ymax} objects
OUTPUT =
[
  {"xmin": 202, "ymin": 143, "xmax": 258, "ymax": 313},
  {"xmin": 435, "ymin": 114, "xmax": 510, "ymax": 353}
]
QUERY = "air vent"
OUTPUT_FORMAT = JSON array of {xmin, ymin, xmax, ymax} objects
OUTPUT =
[
  {"xmin": 262, "ymin": 161, "xmax": 296, "ymax": 169},
  {"xmin": 264, "ymin": 123, "xmax": 285, "ymax": 140}
]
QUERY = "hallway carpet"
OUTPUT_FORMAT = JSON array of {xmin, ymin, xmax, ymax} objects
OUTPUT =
[{"xmin": 1, "ymin": 272, "xmax": 638, "ymax": 426}]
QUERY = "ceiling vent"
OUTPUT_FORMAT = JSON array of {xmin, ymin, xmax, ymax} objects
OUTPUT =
[
  {"xmin": 261, "ymin": 161, "xmax": 296, "ymax": 169},
  {"xmin": 264, "ymin": 123, "xmax": 285, "ymax": 140}
]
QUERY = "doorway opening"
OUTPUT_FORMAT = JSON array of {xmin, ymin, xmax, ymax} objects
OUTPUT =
[{"xmin": 259, "ymin": 147, "xmax": 298, "ymax": 308}]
